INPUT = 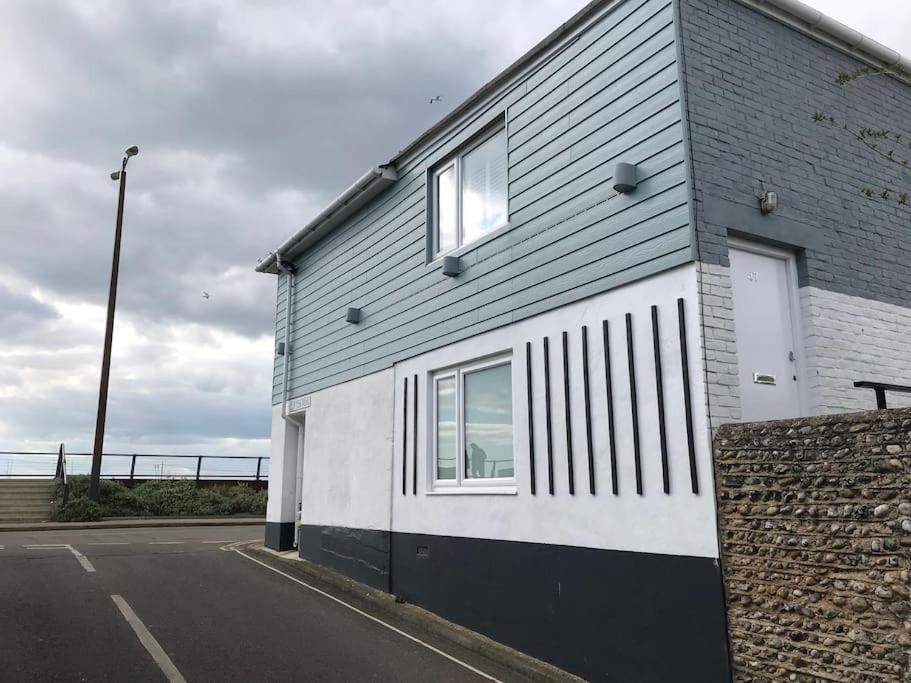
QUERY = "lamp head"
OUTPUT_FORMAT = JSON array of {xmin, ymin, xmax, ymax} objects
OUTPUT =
[
  {"xmin": 110, "ymin": 170, "xmax": 121, "ymax": 181},
  {"xmin": 125, "ymin": 145, "xmax": 139, "ymax": 157},
  {"xmin": 760, "ymin": 190, "xmax": 778, "ymax": 215}
]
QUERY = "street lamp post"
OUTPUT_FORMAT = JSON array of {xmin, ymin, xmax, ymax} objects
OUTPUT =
[{"xmin": 89, "ymin": 145, "xmax": 139, "ymax": 501}]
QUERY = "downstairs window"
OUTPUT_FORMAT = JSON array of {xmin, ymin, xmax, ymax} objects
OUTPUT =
[{"xmin": 432, "ymin": 356, "xmax": 514, "ymax": 490}]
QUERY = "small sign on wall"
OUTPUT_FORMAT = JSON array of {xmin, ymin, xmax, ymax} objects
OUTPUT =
[
  {"xmin": 287, "ymin": 395, "xmax": 311, "ymax": 414},
  {"xmin": 753, "ymin": 373, "xmax": 776, "ymax": 385}
]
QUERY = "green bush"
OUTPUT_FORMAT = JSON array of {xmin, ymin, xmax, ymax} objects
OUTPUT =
[
  {"xmin": 131, "ymin": 479, "xmax": 224, "ymax": 516},
  {"xmin": 53, "ymin": 497, "xmax": 103, "ymax": 522},
  {"xmin": 50, "ymin": 475, "xmax": 266, "ymax": 520},
  {"xmin": 215, "ymin": 485, "xmax": 268, "ymax": 515}
]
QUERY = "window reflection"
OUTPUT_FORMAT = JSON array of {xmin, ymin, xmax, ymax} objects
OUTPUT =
[
  {"xmin": 436, "ymin": 165, "xmax": 457, "ymax": 253},
  {"xmin": 461, "ymin": 129, "xmax": 507, "ymax": 244},
  {"xmin": 436, "ymin": 376, "xmax": 457, "ymax": 480},
  {"xmin": 464, "ymin": 363, "xmax": 513, "ymax": 479}
]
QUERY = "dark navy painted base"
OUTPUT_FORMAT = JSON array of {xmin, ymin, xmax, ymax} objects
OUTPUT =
[
  {"xmin": 392, "ymin": 533, "xmax": 730, "ymax": 681},
  {"xmin": 298, "ymin": 525, "xmax": 390, "ymax": 591},
  {"xmin": 264, "ymin": 521, "xmax": 295, "ymax": 551},
  {"xmin": 295, "ymin": 525, "xmax": 731, "ymax": 681}
]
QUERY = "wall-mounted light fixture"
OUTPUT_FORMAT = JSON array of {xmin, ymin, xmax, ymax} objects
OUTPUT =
[
  {"xmin": 442, "ymin": 255, "xmax": 460, "ymax": 277},
  {"xmin": 346, "ymin": 307, "xmax": 362, "ymax": 323},
  {"xmin": 760, "ymin": 190, "xmax": 778, "ymax": 215},
  {"xmin": 613, "ymin": 162, "xmax": 638, "ymax": 194},
  {"xmin": 276, "ymin": 341, "xmax": 286, "ymax": 356}
]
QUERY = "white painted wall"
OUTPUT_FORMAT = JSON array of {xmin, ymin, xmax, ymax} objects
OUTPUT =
[
  {"xmin": 392, "ymin": 264, "xmax": 719, "ymax": 559},
  {"xmin": 800, "ymin": 287, "xmax": 911, "ymax": 413},
  {"xmin": 265, "ymin": 404, "xmax": 300, "ymax": 525},
  {"xmin": 295, "ymin": 368, "xmax": 395, "ymax": 531}
]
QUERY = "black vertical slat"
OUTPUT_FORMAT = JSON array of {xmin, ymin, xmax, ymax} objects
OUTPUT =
[
  {"xmin": 581, "ymin": 326, "xmax": 595, "ymax": 495},
  {"xmin": 626, "ymin": 313, "xmax": 643, "ymax": 495},
  {"xmin": 677, "ymin": 298, "xmax": 699, "ymax": 494},
  {"xmin": 402, "ymin": 376, "xmax": 408, "ymax": 496},
  {"xmin": 543, "ymin": 336, "xmax": 555, "ymax": 495},
  {"xmin": 526, "ymin": 341, "xmax": 536, "ymax": 495},
  {"xmin": 652, "ymin": 305, "xmax": 670, "ymax": 495},
  {"xmin": 413, "ymin": 373, "xmax": 418, "ymax": 495},
  {"xmin": 562, "ymin": 331, "xmax": 575, "ymax": 495},
  {"xmin": 603, "ymin": 320, "xmax": 618, "ymax": 495}
]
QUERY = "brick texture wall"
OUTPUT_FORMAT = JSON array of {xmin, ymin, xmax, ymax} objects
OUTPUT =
[
  {"xmin": 679, "ymin": 0, "xmax": 911, "ymax": 307},
  {"xmin": 715, "ymin": 409, "xmax": 911, "ymax": 682},
  {"xmin": 801, "ymin": 288, "xmax": 911, "ymax": 414},
  {"xmin": 698, "ymin": 261, "xmax": 742, "ymax": 429}
]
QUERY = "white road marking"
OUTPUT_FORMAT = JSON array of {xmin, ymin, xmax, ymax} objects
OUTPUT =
[
  {"xmin": 23, "ymin": 544, "xmax": 95, "ymax": 572},
  {"xmin": 87, "ymin": 542, "xmax": 129, "ymax": 546},
  {"xmin": 25, "ymin": 544, "xmax": 69, "ymax": 549},
  {"xmin": 230, "ymin": 546, "xmax": 500, "ymax": 682},
  {"xmin": 0, "ymin": 545, "xmax": 4, "ymax": 550},
  {"xmin": 201, "ymin": 540, "xmax": 228, "ymax": 544},
  {"xmin": 68, "ymin": 545, "xmax": 96, "ymax": 573},
  {"xmin": 149, "ymin": 541, "xmax": 184, "ymax": 545},
  {"xmin": 111, "ymin": 595, "xmax": 187, "ymax": 683}
]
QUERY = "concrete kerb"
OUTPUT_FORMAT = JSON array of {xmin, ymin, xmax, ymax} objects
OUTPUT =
[
  {"xmin": 0, "ymin": 517, "xmax": 264, "ymax": 533},
  {"xmin": 240, "ymin": 542, "xmax": 581, "ymax": 683}
]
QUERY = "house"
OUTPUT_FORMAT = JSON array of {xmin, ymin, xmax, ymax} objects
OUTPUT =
[{"xmin": 255, "ymin": 0, "xmax": 911, "ymax": 679}]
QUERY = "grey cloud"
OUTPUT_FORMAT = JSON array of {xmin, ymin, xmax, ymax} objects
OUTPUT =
[
  {"xmin": 0, "ymin": 284, "xmax": 58, "ymax": 340},
  {"xmin": 0, "ymin": 0, "xmax": 520, "ymax": 340}
]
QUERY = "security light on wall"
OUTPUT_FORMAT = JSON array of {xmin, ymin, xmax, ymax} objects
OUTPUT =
[
  {"xmin": 346, "ymin": 307, "xmax": 362, "ymax": 323},
  {"xmin": 442, "ymin": 255, "xmax": 460, "ymax": 277},
  {"xmin": 760, "ymin": 191, "xmax": 778, "ymax": 214},
  {"xmin": 612, "ymin": 162, "xmax": 638, "ymax": 194}
]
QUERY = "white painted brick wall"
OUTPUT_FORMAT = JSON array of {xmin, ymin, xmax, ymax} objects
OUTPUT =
[
  {"xmin": 697, "ymin": 262, "xmax": 741, "ymax": 429},
  {"xmin": 800, "ymin": 287, "xmax": 911, "ymax": 413}
]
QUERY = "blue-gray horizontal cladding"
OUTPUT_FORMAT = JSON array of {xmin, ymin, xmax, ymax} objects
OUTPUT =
[{"xmin": 272, "ymin": 0, "xmax": 691, "ymax": 403}]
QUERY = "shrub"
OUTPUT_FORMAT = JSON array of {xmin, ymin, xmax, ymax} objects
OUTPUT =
[
  {"xmin": 53, "ymin": 497, "xmax": 103, "ymax": 522},
  {"xmin": 131, "ymin": 479, "xmax": 221, "ymax": 516},
  {"xmin": 50, "ymin": 475, "xmax": 266, "ymax": 519}
]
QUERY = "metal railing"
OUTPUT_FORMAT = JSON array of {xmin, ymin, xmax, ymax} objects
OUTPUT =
[{"xmin": 0, "ymin": 451, "xmax": 269, "ymax": 482}]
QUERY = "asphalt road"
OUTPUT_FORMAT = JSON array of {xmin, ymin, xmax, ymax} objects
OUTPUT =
[{"xmin": 0, "ymin": 525, "xmax": 518, "ymax": 682}]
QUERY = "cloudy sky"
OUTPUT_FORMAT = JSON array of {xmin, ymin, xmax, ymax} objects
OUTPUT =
[{"xmin": 0, "ymin": 0, "xmax": 908, "ymax": 467}]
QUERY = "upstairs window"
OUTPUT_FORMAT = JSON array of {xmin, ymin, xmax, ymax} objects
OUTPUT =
[
  {"xmin": 432, "ymin": 125, "xmax": 508, "ymax": 257},
  {"xmin": 432, "ymin": 356, "xmax": 514, "ymax": 490}
]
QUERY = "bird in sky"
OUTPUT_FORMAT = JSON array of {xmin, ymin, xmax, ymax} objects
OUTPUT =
[
  {"xmin": 429, "ymin": 95, "xmax": 442, "ymax": 104},
  {"xmin": 202, "ymin": 291, "xmax": 211, "ymax": 300}
]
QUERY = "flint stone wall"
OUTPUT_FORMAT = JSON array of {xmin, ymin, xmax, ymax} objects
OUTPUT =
[{"xmin": 714, "ymin": 409, "xmax": 911, "ymax": 682}]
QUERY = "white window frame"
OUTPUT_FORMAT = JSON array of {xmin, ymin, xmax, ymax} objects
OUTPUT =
[
  {"xmin": 430, "ymin": 354, "xmax": 516, "ymax": 494},
  {"xmin": 431, "ymin": 123, "xmax": 509, "ymax": 259}
]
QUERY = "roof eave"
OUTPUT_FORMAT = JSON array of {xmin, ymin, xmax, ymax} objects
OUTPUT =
[
  {"xmin": 255, "ymin": 164, "xmax": 398, "ymax": 274},
  {"xmin": 737, "ymin": 0, "xmax": 911, "ymax": 83}
]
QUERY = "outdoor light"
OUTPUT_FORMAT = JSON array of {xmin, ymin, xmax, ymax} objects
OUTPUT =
[
  {"xmin": 612, "ymin": 162, "xmax": 638, "ymax": 194},
  {"xmin": 760, "ymin": 190, "xmax": 778, "ymax": 214},
  {"xmin": 110, "ymin": 171, "xmax": 121, "ymax": 181},
  {"xmin": 346, "ymin": 307, "xmax": 362, "ymax": 323},
  {"xmin": 125, "ymin": 145, "xmax": 139, "ymax": 157},
  {"xmin": 442, "ymin": 255, "xmax": 460, "ymax": 277}
]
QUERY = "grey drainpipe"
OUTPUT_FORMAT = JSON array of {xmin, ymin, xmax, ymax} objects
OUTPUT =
[{"xmin": 274, "ymin": 253, "xmax": 295, "ymax": 419}]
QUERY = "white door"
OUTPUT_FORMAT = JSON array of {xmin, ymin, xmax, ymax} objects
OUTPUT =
[{"xmin": 729, "ymin": 242, "xmax": 802, "ymax": 420}]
